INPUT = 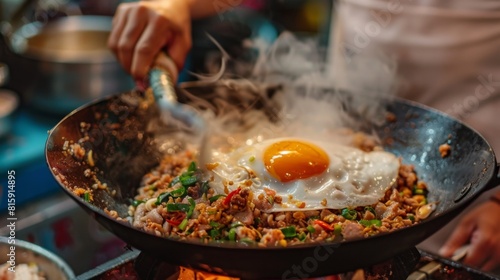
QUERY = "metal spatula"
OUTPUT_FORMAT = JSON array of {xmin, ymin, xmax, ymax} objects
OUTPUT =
[{"xmin": 148, "ymin": 53, "xmax": 210, "ymax": 166}]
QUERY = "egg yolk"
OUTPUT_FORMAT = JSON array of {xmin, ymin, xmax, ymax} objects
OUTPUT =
[{"xmin": 263, "ymin": 140, "xmax": 330, "ymax": 182}]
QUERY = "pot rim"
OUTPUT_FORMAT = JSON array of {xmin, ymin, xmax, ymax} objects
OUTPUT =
[
  {"xmin": 0, "ymin": 236, "xmax": 75, "ymax": 279},
  {"xmin": 6, "ymin": 15, "xmax": 117, "ymax": 63}
]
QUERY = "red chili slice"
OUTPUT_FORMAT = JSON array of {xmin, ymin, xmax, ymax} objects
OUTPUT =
[
  {"xmin": 223, "ymin": 187, "xmax": 241, "ymax": 206},
  {"xmin": 314, "ymin": 220, "xmax": 334, "ymax": 232},
  {"xmin": 166, "ymin": 212, "xmax": 186, "ymax": 226}
]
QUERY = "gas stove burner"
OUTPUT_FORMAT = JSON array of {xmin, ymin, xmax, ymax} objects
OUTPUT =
[
  {"xmin": 134, "ymin": 253, "xmax": 179, "ymax": 280},
  {"xmin": 81, "ymin": 247, "xmax": 499, "ymax": 280},
  {"xmin": 132, "ymin": 248, "xmax": 421, "ymax": 280}
]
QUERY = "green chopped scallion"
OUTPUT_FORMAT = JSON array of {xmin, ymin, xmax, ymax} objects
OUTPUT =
[
  {"xmin": 209, "ymin": 221, "xmax": 221, "ymax": 228},
  {"xmin": 171, "ymin": 186, "xmax": 187, "ymax": 198},
  {"xmin": 132, "ymin": 200, "xmax": 144, "ymax": 207},
  {"xmin": 228, "ymin": 228, "xmax": 237, "ymax": 241},
  {"xmin": 209, "ymin": 194, "xmax": 226, "ymax": 204},
  {"xmin": 201, "ymin": 181, "xmax": 210, "ymax": 195},
  {"xmin": 306, "ymin": 225, "xmax": 316, "ymax": 233},
  {"xmin": 334, "ymin": 224, "xmax": 342, "ymax": 235},
  {"xmin": 364, "ymin": 206, "xmax": 375, "ymax": 214},
  {"xmin": 341, "ymin": 208, "xmax": 357, "ymax": 220},
  {"xmin": 156, "ymin": 186, "xmax": 187, "ymax": 205},
  {"xmin": 178, "ymin": 218, "xmax": 188, "ymax": 231},
  {"xmin": 266, "ymin": 196, "xmax": 274, "ymax": 205},
  {"xmin": 210, "ymin": 229, "xmax": 220, "ymax": 238},
  {"xmin": 281, "ymin": 226, "xmax": 297, "ymax": 238},
  {"xmin": 298, "ymin": 232, "xmax": 307, "ymax": 241},
  {"xmin": 253, "ymin": 217, "xmax": 261, "ymax": 226},
  {"xmin": 168, "ymin": 162, "xmax": 200, "ymax": 188},
  {"xmin": 156, "ymin": 192, "xmax": 170, "ymax": 205},
  {"xmin": 187, "ymin": 197, "xmax": 196, "ymax": 218},
  {"xmin": 358, "ymin": 219, "xmax": 382, "ymax": 227},
  {"xmin": 169, "ymin": 177, "xmax": 180, "ymax": 187},
  {"xmin": 413, "ymin": 188, "xmax": 425, "ymax": 195},
  {"xmin": 230, "ymin": 221, "xmax": 244, "ymax": 228},
  {"xmin": 359, "ymin": 220, "xmax": 371, "ymax": 227},
  {"xmin": 239, "ymin": 238, "xmax": 255, "ymax": 244}
]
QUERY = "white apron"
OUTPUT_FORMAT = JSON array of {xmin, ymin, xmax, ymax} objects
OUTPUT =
[
  {"xmin": 338, "ymin": 0, "xmax": 500, "ymax": 266},
  {"xmin": 339, "ymin": 0, "xmax": 500, "ymax": 152}
]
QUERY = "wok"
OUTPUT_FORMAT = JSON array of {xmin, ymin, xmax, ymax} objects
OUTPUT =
[{"xmin": 45, "ymin": 85, "xmax": 500, "ymax": 279}]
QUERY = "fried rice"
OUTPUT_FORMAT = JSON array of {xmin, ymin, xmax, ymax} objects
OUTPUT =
[{"xmin": 127, "ymin": 142, "xmax": 434, "ymax": 247}]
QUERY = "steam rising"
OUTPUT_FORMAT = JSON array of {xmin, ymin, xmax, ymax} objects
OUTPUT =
[{"xmin": 176, "ymin": 13, "xmax": 397, "ymax": 155}]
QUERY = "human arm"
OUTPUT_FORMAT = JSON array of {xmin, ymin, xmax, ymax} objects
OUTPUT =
[
  {"xmin": 108, "ymin": 0, "xmax": 225, "ymax": 82},
  {"xmin": 439, "ymin": 191, "xmax": 500, "ymax": 271}
]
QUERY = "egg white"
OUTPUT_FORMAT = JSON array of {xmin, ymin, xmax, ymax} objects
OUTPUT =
[{"xmin": 208, "ymin": 138, "xmax": 400, "ymax": 211}]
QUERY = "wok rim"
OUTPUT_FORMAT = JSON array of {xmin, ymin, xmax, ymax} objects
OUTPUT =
[{"xmin": 45, "ymin": 93, "xmax": 500, "ymax": 252}]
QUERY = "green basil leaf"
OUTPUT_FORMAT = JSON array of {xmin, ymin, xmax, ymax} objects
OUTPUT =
[
  {"xmin": 180, "ymin": 175, "xmax": 198, "ymax": 187},
  {"xmin": 188, "ymin": 162, "xmax": 197, "ymax": 172},
  {"xmin": 166, "ymin": 203, "xmax": 191, "ymax": 212}
]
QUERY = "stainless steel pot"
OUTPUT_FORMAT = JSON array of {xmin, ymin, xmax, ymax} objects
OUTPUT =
[
  {"xmin": 0, "ymin": 236, "xmax": 75, "ymax": 279},
  {"xmin": 1, "ymin": 15, "xmax": 134, "ymax": 115}
]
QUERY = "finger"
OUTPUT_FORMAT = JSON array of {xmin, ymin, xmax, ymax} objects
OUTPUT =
[
  {"xmin": 116, "ymin": 7, "xmax": 148, "ymax": 74},
  {"xmin": 166, "ymin": 26, "xmax": 192, "ymax": 73},
  {"xmin": 130, "ymin": 22, "xmax": 171, "ymax": 80},
  {"xmin": 107, "ymin": 4, "xmax": 128, "ymax": 53},
  {"xmin": 481, "ymin": 236, "xmax": 500, "ymax": 271},
  {"xmin": 135, "ymin": 79, "xmax": 146, "ymax": 92},
  {"xmin": 439, "ymin": 220, "xmax": 474, "ymax": 257},
  {"xmin": 462, "ymin": 230, "xmax": 492, "ymax": 268},
  {"xmin": 481, "ymin": 258, "xmax": 499, "ymax": 272}
]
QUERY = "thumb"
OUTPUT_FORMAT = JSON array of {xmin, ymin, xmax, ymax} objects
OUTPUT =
[
  {"xmin": 439, "ymin": 220, "xmax": 474, "ymax": 257},
  {"xmin": 166, "ymin": 33, "xmax": 191, "ymax": 79}
]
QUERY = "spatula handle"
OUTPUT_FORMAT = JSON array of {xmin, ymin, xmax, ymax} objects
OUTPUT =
[{"xmin": 149, "ymin": 52, "xmax": 179, "ymax": 103}]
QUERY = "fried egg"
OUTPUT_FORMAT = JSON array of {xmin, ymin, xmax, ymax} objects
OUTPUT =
[{"xmin": 208, "ymin": 138, "xmax": 400, "ymax": 211}]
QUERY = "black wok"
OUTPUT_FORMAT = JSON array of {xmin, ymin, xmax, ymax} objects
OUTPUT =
[{"xmin": 45, "ymin": 85, "xmax": 500, "ymax": 279}]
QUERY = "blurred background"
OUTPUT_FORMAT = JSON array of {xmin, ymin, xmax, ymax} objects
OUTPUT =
[{"xmin": 0, "ymin": 0, "xmax": 331, "ymax": 275}]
